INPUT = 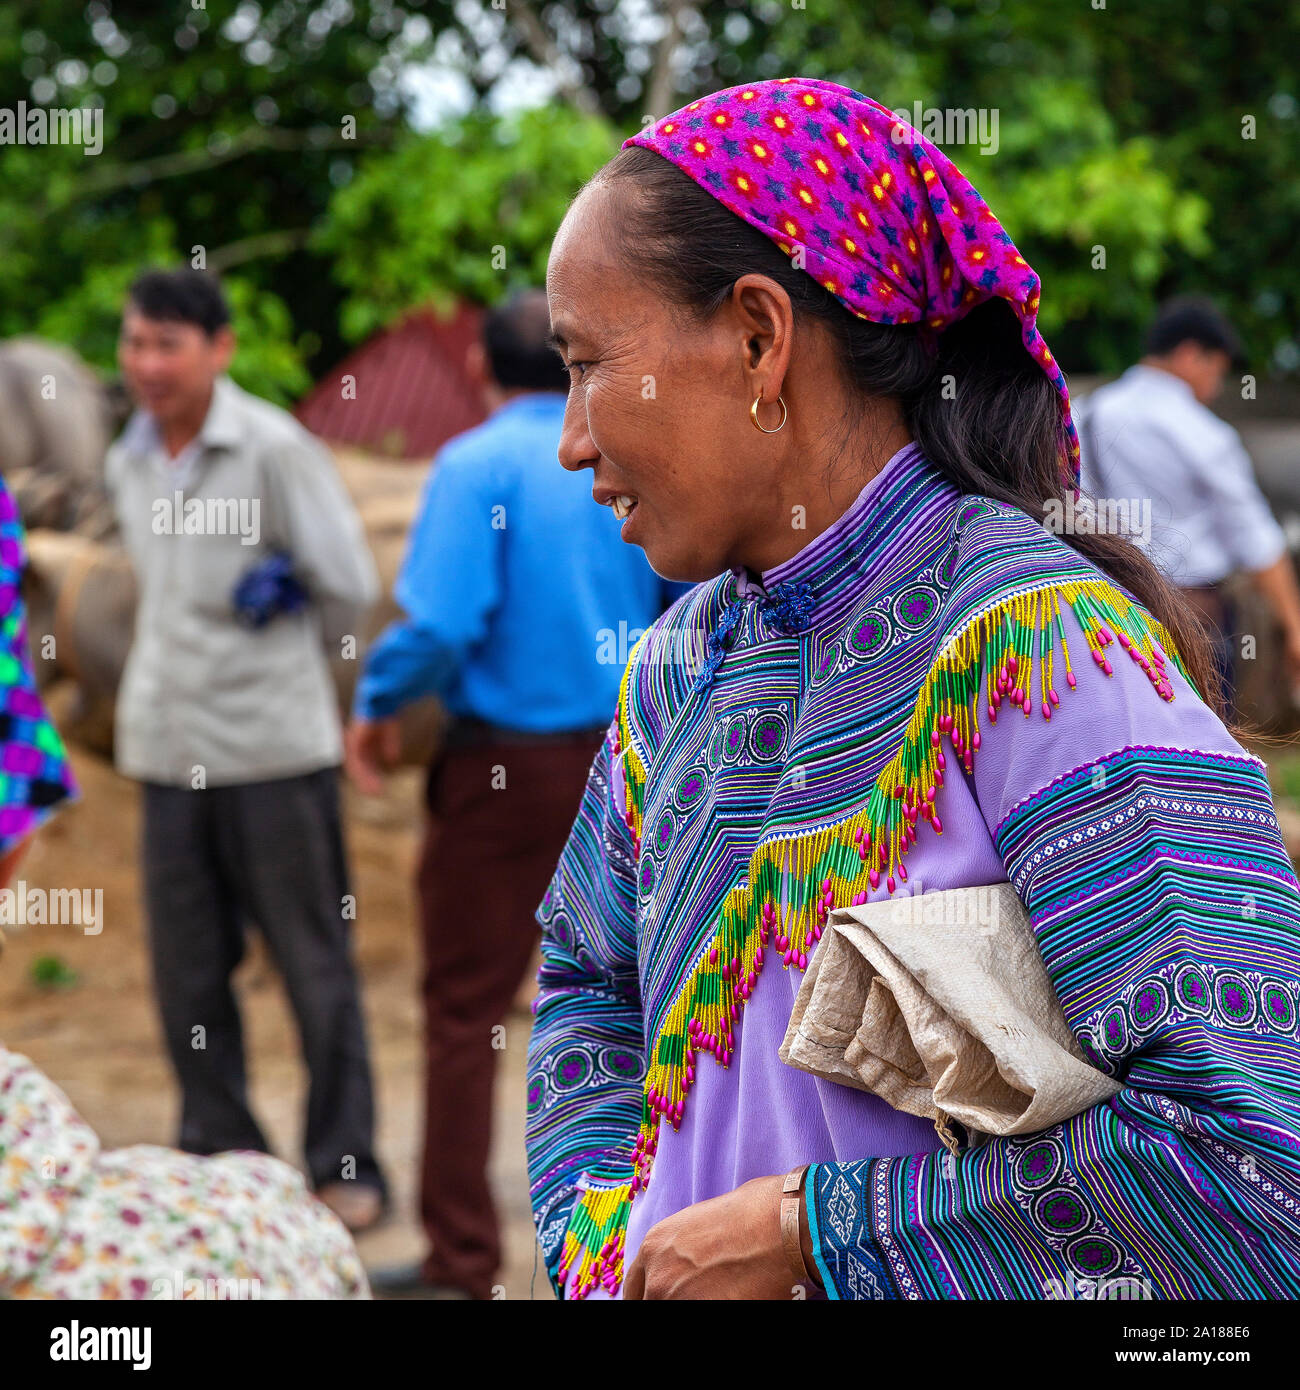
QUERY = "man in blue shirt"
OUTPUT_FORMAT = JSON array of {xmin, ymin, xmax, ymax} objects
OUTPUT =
[{"xmin": 345, "ymin": 289, "xmax": 680, "ymax": 1299}]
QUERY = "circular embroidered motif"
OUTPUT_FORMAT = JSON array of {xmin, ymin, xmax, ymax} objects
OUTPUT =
[
  {"xmin": 638, "ymin": 856, "xmax": 656, "ymax": 898},
  {"xmin": 1101, "ymin": 1007, "xmax": 1128, "ymax": 1055},
  {"xmin": 526, "ymin": 1075, "xmax": 545, "ymax": 1114},
  {"xmin": 893, "ymin": 584, "xmax": 939, "ymax": 630},
  {"xmin": 706, "ymin": 720, "xmax": 726, "ymax": 768},
  {"xmin": 1175, "ymin": 964, "xmax": 1213, "ymax": 1015},
  {"xmin": 1075, "ymin": 1029, "xmax": 1110, "ymax": 1073},
  {"xmin": 553, "ymin": 1050, "xmax": 592, "ymax": 1091},
  {"xmin": 748, "ymin": 712, "xmax": 788, "ymax": 762},
  {"xmin": 1017, "ymin": 1139, "xmax": 1062, "ymax": 1191},
  {"xmin": 722, "ymin": 715, "xmax": 748, "ymax": 761},
  {"xmin": 1067, "ymin": 1236, "xmax": 1122, "ymax": 1278},
  {"xmin": 937, "ymin": 546, "xmax": 958, "ymax": 587},
  {"xmin": 1215, "ymin": 973, "xmax": 1258, "ymax": 1027},
  {"xmin": 957, "ymin": 498, "xmax": 995, "ymax": 528},
  {"xmin": 846, "ymin": 610, "xmax": 890, "ymax": 658},
  {"xmin": 1128, "ymin": 979, "xmax": 1170, "ymax": 1032},
  {"xmin": 600, "ymin": 1047, "xmax": 643, "ymax": 1081},
  {"xmin": 548, "ymin": 911, "xmax": 573, "ymax": 952},
  {"xmin": 1261, "ymin": 983, "xmax": 1295, "ymax": 1032},
  {"xmin": 673, "ymin": 765, "xmax": 710, "ymax": 812},
  {"xmin": 1035, "ymin": 1188, "xmax": 1091, "ymax": 1235},
  {"xmin": 809, "ymin": 640, "xmax": 842, "ymax": 687},
  {"xmin": 653, "ymin": 808, "xmax": 676, "ymax": 858}
]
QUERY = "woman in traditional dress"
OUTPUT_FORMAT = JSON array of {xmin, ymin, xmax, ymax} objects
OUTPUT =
[
  {"xmin": 525, "ymin": 77, "xmax": 1300, "ymax": 1300},
  {"xmin": 0, "ymin": 477, "xmax": 366, "ymax": 1299}
]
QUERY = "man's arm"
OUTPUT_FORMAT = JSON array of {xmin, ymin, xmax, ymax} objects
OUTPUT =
[
  {"xmin": 1190, "ymin": 426, "xmax": 1300, "ymax": 682},
  {"xmin": 271, "ymin": 432, "xmax": 380, "ymax": 649},
  {"xmin": 1245, "ymin": 552, "xmax": 1300, "ymax": 673},
  {"xmin": 351, "ymin": 444, "xmax": 506, "ymax": 720}
]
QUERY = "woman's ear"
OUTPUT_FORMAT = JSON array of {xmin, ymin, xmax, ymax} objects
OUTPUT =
[{"xmin": 730, "ymin": 274, "xmax": 794, "ymax": 397}]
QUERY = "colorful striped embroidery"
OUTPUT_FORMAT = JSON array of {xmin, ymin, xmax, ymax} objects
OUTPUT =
[
  {"xmin": 559, "ymin": 572, "xmax": 1188, "ymax": 1298},
  {"xmin": 810, "ymin": 745, "xmax": 1300, "ymax": 1299}
]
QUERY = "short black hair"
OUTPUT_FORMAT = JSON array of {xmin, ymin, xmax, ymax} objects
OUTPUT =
[
  {"xmin": 1145, "ymin": 295, "xmax": 1243, "ymax": 363},
  {"xmin": 483, "ymin": 289, "xmax": 567, "ymax": 392},
  {"xmin": 126, "ymin": 268, "xmax": 231, "ymax": 336}
]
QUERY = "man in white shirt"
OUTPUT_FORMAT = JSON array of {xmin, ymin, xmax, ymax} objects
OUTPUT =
[
  {"xmin": 1079, "ymin": 296, "xmax": 1300, "ymax": 702},
  {"xmin": 107, "ymin": 268, "xmax": 387, "ymax": 1233}
]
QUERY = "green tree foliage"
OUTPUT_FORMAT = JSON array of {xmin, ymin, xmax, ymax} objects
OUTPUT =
[
  {"xmin": 403, "ymin": 0, "xmax": 1298, "ymax": 373},
  {"xmin": 316, "ymin": 105, "xmax": 619, "ymax": 341},
  {"xmin": 0, "ymin": 0, "xmax": 410, "ymax": 402},
  {"xmin": 0, "ymin": 0, "xmax": 1295, "ymax": 395},
  {"xmin": 738, "ymin": 1, "xmax": 1288, "ymax": 371}
]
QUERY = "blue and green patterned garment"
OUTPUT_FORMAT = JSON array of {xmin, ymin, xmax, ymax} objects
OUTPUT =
[
  {"xmin": 526, "ymin": 442, "xmax": 1300, "ymax": 1300},
  {"xmin": 0, "ymin": 478, "xmax": 77, "ymax": 853}
]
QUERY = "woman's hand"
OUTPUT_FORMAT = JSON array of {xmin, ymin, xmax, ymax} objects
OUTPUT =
[{"xmin": 622, "ymin": 1174, "xmax": 822, "ymax": 1300}]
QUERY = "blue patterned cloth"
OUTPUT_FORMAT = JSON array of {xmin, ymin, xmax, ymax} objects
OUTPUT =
[
  {"xmin": 526, "ymin": 442, "xmax": 1300, "ymax": 1300},
  {"xmin": 231, "ymin": 551, "xmax": 308, "ymax": 630},
  {"xmin": 0, "ymin": 480, "xmax": 77, "ymax": 854},
  {"xmin": 809, "ymin": 745, "xmax": 1300, "ymax": 1299}
]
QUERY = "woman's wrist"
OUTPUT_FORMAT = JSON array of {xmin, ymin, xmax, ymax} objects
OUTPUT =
[
  {"xmin": 798, "ymin": 1175, "xmax": 824, "ymax": 1291},
  {"xmin": 778, "ymin": 1164, "xmax": 824, "ymax": 1292}
]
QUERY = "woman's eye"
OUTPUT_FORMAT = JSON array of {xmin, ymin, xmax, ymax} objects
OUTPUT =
[{"xmin": 565, "ymin": 360, "xmax": 590, "ymax": 377}]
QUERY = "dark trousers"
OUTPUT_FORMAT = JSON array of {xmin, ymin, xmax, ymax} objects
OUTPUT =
[
  {"xmin": 141, "ymin": 767, "xmax": 385, "ymax": 1196},
  {"xmin": 417, "ymin": 728, "xmax": 601, "ymax": 1299}
]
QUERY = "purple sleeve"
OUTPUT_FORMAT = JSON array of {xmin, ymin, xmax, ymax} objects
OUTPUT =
[{"xmin": 808, "ymin": 592, "xmax": 1300, "ymax": 1299}]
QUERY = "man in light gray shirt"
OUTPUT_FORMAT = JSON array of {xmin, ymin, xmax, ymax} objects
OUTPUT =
[
  {"xmin": 106, "ymin": 268, "xmax": 387, "ymax": 1232},
  {"xmin": 1079, "ymin": 296, "xmax": 1300, "ymax": 702}
]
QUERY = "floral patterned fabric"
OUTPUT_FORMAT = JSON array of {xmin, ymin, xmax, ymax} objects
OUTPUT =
[{"xmin": 0, "ymin": 1046, "xmax": 368, "ymax": 1299}]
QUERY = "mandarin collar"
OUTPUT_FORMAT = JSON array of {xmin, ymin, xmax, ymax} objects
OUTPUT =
[{"xmin": 728, "ymin": 441, "xmax": 927, "ymax": 604}]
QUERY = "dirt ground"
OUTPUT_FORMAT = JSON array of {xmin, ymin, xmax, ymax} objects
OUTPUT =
[{"xmin": 0, "ymin": 745, "xmax": 553, "ymax": 1301}]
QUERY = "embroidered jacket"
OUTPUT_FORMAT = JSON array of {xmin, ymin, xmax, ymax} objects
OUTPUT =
[{"xmin": 525, "ymin": 443, "xmax": 1300, "ymax": 1299}]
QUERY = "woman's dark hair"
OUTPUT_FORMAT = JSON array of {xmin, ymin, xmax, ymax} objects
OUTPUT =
[{"xmin": 601, "ymin": 144, "xmax": 1234, "ymax": 728}]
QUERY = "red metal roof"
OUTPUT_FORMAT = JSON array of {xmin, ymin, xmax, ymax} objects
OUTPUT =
[{"xmin": 295, "ymin": 301, "xmax": 487, "ymax": 458}]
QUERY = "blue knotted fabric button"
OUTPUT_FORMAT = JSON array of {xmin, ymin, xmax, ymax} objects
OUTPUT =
[
  {"xmin": 758, "ymin": 580, "xmax": 815, "ymax": 637},
  {"xmin": 692, "ymin": 599, "xmax": 745, "ymax": 693}
]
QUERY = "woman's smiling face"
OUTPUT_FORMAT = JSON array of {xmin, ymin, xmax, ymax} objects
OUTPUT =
[{"xmin": 546, "ymin": 177, "xmax": 794, "ymax": 583}]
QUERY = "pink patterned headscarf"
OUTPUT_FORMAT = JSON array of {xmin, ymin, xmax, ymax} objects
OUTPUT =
[{"xmin": 624, "ymin": 77, "xmax": 1081, "ymax": 494}]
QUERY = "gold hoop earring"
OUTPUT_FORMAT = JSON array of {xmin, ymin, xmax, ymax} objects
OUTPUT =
[{"xmin": 750, "ymin": 392, "xmax": 788, "ymax": 434}]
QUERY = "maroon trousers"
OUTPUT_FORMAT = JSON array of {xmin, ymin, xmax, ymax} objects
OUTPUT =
[{"xmin": 416, "ymin": 728, "xmax": 601, "ymax": 1299}]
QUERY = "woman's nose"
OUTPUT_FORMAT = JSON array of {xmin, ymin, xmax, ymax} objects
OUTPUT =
[{"xmin": 557, "ymin": 394, "xmax": 599, "ymax": 473}]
